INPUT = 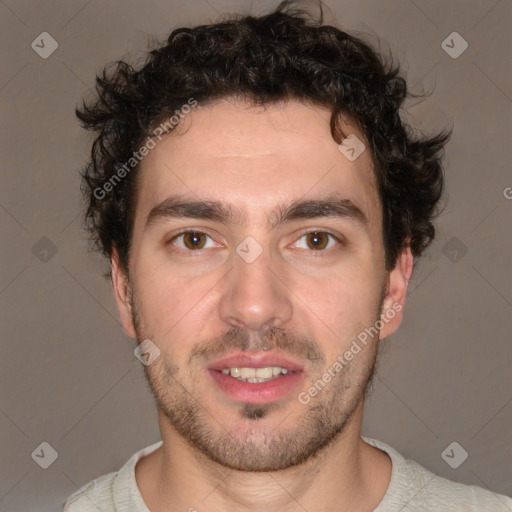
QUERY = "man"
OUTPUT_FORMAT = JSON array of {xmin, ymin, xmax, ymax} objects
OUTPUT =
[{"xmin": 63, "ymin": 1, "xmax": 512, "ymax": 510}]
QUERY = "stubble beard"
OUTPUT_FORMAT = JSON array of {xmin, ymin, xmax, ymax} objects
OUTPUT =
[{"xmin": 129, "ymin": 282, "xmax": 384, "ymax": 472}]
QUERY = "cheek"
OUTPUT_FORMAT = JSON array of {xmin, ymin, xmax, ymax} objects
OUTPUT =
[
  {"xmin": 133, "ymin": 265, "xmax": 218, "ymax": 338},
  {"xmin": 292, "ymin": 271, "xmax": 380, "ymax": 328},
  {"xmin": 334, "ymin": 285, "xmax": 377, "ymax": 328},
  {"xmin": 299, "ymin": 268, "xmax": 382, "ymax": 342}
]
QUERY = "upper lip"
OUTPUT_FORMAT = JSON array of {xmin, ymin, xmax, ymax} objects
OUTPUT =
[{"xmin": 207, "ymin": 351, "xmax": 304, "ymax": 372}]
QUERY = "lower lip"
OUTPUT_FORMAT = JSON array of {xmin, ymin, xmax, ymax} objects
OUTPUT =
[{"xmin": 207, "ymin": 369, "xmax": 305, "ymax": 404}]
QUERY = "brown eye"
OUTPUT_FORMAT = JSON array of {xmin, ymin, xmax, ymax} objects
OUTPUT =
[
  {"xmin": 292, "ymin": 231, "xmax": 341, "ymax": 252},
  {"xmin": 167, "ymin": 230, "xmax": 220, "ymax": 253},
  {"xmin": 182, "ymin": 232, "xmax": 207, "ymax": 249},
  {"xmin": 305, "ymin": 232, "xmax": 329, "ymax": 250}
]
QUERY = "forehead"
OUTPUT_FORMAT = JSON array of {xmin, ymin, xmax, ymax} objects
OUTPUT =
[{"xmin": 133, "ymin": 98, "xmax": 381, "ymax": 231}]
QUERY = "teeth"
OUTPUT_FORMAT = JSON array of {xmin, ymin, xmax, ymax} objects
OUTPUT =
[
  {"xmin": 221, "ymin": 366, "xmax": 291, "ymax": 381},
  {"xmin": 240, "ymin": 367, "xmax": 256, "ymax": 379},
  {"xmin": 255, "ymin": 367, "xmax": 273, "ymax": 379}
]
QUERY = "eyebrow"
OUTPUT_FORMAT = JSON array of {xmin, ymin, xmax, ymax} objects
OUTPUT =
[{"xmin": 144, "ymin": 194, "xmax": 369, "ymax": 232}]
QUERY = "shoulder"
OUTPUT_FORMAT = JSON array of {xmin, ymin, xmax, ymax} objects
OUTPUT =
[
  {"xmin": 61, "ymin": 440, "xmax": 162, "ymax": 512},
  {"xmin": 364, "ymin": 437, "xmax": 512, "ymax": 512},
  {"xmin": 403, "ymin": 458, "xmax": 512, "ymax": 511},
  {"xmin": 62, "ymin": 472, "xmax": 117, "ymax": 511}
]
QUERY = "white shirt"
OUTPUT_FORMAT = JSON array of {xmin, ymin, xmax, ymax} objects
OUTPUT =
[{"xmin": 62, "ymin": 437, "xmax": 512, "ymax": 511}]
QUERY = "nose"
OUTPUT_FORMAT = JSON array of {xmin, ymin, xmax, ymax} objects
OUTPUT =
[{"xmin": 218, "ymin": 247, "xmax": 293, "ymax": 332}]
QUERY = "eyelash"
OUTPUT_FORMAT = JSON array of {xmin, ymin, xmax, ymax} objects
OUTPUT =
[{"xmin": 166, "ymin": 229, "xmax": 343, "ymax": 254}]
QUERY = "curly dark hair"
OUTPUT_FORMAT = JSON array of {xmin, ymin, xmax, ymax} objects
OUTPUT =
[{"xmin": 76, "ymin": 0, "xmax": 451, "ymax": 278}]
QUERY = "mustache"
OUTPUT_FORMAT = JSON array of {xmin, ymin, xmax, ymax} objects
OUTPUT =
[{"xmin": 189, "ymin": 326, "xmax": 325, "ymax": 366}]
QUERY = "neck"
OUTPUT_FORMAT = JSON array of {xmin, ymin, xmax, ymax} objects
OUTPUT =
[{"xmin": 136, "ymin": 400, "xmax": 392, "ymax": 512}]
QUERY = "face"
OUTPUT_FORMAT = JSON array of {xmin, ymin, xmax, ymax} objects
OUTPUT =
[{"xmin": 112, "ymin": 98, "xmax": 412, "ymax": 471}]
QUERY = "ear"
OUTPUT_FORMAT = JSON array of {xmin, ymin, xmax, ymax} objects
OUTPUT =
[
  {"xmin": 379, "ymin": 243, "xmax": 414, "ymax": 340},
  {"xmin": 111, "ymin": 245, "xmax": 137, "ymax": 338}
]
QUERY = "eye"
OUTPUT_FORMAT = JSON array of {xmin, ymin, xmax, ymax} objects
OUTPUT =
[
  {"xmin": 292, "ymin": 231, "xmax": 341, "ymax": 251},
  {"xmin": 168, "ymin": 230, "xmax": 219, "ymax": 251}
]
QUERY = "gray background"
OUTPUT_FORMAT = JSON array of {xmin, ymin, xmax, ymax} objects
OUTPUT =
[{"xmin": 1, "ymin": 0, "xmax": 511, "ymax": 510}]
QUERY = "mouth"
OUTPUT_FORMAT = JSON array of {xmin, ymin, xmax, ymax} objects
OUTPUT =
[{"xmin": 206, "ymin": 352, "xmax": 306, "ymax": 404}]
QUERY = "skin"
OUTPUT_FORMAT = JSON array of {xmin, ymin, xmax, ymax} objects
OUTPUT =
[{"xmin": 111, "ymin": 98, "xmax": 413, "ymax": 512}]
